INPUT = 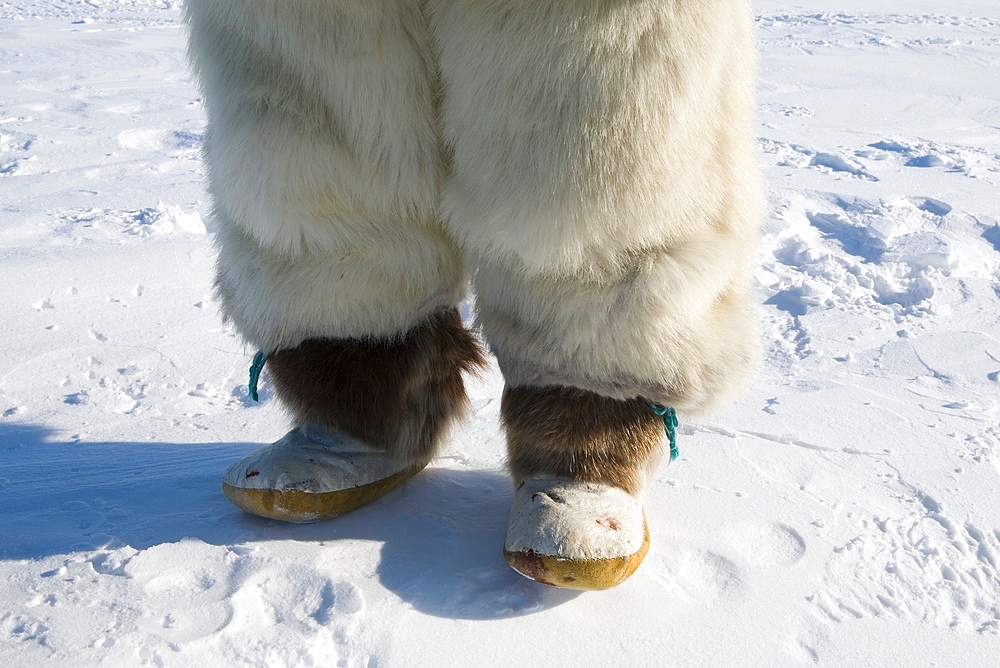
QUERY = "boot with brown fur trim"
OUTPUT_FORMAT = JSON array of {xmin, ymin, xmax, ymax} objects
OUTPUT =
[
  {"xmin": 501, "ymin": 386, "xmax": 666, "ymax": 590},
  {"xmin": 222, "ymin": 309, "xmax": 486, "ymax": 522}
]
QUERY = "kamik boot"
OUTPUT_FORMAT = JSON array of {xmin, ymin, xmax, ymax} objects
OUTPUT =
[
  {"xmin": 222, "ymin": 309, "xmax": 485, "ymax": 522},
  {"xmin": 501, "ymin": 386, "xmax": 666, "ymax": 590}
]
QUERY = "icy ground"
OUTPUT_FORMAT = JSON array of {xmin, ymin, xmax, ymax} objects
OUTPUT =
[{"xmin": 2, "ymin": 1, "xmax": 999, "ymax": 665}]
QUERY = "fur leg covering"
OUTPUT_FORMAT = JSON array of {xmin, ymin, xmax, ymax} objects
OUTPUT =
[
  {"xmin": 430, "ymin": 0, "xmax": 763, "ymax": 588},
  {"xmin": 221, "ymin": 310, "xmax": 486, "ymax": 522},
  {"xmin": 431, "ymin": 0, "xmax": 764, "ymax": 415},
  {"xmin": 184, "ymin": 1, "xmax": 479, "ymax": 521},
  {"xmin": 184, "ymin": 0, "xmax": 464, "ymax": 351}
]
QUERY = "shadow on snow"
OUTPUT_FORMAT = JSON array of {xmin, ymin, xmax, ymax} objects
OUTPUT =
[{"xmin": 0, "ymin": 422, "xmax": 578, "ymax": 619}]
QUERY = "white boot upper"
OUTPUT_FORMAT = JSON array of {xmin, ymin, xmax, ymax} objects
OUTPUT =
[
  {"xmin": 504, "ymin": 476, "xmax": 647, "ymax": 561},
  {"xmin": 222, "ymin": 426, "xmax": 416, "ymax": 494}
]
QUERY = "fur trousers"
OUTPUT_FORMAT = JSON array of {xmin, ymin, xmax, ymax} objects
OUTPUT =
[{"xmin": 184, "ymin": 0, "xmax": 764, "ymax": 416}]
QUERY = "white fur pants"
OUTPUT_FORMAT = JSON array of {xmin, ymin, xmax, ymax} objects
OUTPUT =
[{"xmin": 185, "ymin": 0, "xmax": 764, "ymax": 415}]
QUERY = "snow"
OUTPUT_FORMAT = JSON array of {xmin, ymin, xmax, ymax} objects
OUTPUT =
[{"xmin": 2, "ymin": 0, "xmax": 999, "ymax": 665}]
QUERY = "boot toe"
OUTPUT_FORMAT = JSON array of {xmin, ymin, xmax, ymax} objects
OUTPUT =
[
  {"xmin": 503, "ymin": 476, "xmax": 649, "ymax": 590},
  {"xmin": 221, "ymin": 427, "xmax": 427, "ymax": 522}
]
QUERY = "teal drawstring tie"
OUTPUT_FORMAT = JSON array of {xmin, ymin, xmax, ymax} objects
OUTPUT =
[
  {"xmin": 651, "ymin": 403, "xmax": 679, "ymax": 462},
  {"xmin": 248, "ymin": 351, "xmax": 267, "ymax": 402}
]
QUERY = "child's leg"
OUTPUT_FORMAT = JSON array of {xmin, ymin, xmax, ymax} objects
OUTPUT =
[
  {"xmin": 185, "ymin": 0, "xmax": 484, "ymax": 521},
  {"xmin": 432, "ymin": 0, "xmax": 763, "ymax": 587}
]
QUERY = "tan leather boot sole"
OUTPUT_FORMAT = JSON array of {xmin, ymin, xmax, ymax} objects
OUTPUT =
[
  {"xmin": 504, "ymin": 518, "xmax": 649, "ymax": 590},
  {"xmin": 221, "ymin": 427, "xmax": 428, "ymax": 523},
  {"xmin": 222, "ymin": 460, "xmax": 427, "ymax": 523},
  {"xmin": 503, "ymin": 477, "xmax": 651, "ymax": 590}
]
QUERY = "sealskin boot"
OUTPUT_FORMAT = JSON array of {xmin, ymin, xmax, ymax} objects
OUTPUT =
[
  {"xmin": 222, "ymin": 309, "xmax": 486, "ymax": 522},
  {"xmin": 501, "ymin": 385, "xmax": 664, "ymax": 590}
]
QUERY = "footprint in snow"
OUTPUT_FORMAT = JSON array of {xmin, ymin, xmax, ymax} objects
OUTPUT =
[
  {"xmin": 722, "ymin": 522, "xmax": 807, "ymax": 568},
  {"xmin": 646, "ymin": 548, "xmax": 744, "ymax": 601}
]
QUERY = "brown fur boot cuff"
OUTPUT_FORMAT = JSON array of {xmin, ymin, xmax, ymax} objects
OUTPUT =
[
  {"xmin": 265, "ymin": 309, "xmax": 487, "ymax": 465},
  {"xmin": 501, "ymin": 385, "xmax": 665, "ymax": 496}
]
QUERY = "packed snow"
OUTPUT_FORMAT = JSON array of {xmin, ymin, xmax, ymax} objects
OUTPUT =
[{"xmin": 2, "ymin": 1, "xmax": 999, "ymax": 665}]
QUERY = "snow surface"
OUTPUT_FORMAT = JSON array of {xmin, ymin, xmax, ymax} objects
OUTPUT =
[{"xmin": 2, "ymin": 0, "xmax": 1000, "ymax": 665}]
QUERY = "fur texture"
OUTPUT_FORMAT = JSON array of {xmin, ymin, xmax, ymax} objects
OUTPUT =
[
  {"xmin": 185, "ymin": 0, "xmax": 763, "ymax": 415},
  {"xmin": 184, "ymin": 0, "xmax": 464, "ymax": 350},
  {"xmin": 266, "ymin": 309, "xmax": 487, "ymax": 465},
  {"xmin": 432, "ymin": 0, "xmax": 764, "ymax": 415},
  {"xmin": 502, "ymin": 386, "xmax": 665, "ymax": 496}
]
